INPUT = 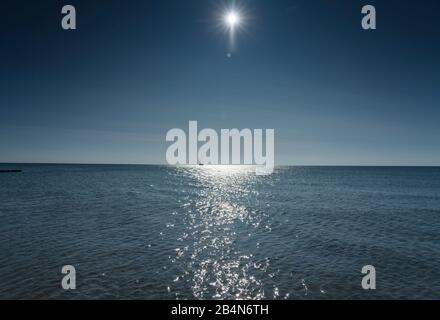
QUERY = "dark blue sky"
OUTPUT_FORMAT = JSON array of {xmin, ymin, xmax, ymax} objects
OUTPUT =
[{"xmin": 1, "ymin": 0, "xmax": 439, "ymax": 165}]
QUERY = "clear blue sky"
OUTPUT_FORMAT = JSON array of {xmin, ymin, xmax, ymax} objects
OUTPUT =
[{"xmin": 1, "ymin": 0, "xmax": 439, "ymax": 165}]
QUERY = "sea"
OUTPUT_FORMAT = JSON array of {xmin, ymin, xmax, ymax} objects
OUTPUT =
[{"xmin": 0, "ymin": 164, "xmax": 439, "ymax": 300}]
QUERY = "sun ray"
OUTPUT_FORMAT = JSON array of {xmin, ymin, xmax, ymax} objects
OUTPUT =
[{"xmin": 215, "ymin": 1, "xmax": 248, "ymax": 53}]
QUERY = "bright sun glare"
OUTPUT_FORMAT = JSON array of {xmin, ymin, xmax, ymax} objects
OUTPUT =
[{"xmin": 225, "ymin": 11, "xmax": 240, "ymax": 28}]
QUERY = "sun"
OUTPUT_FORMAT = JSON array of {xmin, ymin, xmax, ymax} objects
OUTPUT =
[
  {"xmin": 225, "ymin": 11, "xmax": 241, "ymax": 29},
  {"xmin": 215, "ymin": 2, "xmax": 248, "ymax": 52}
]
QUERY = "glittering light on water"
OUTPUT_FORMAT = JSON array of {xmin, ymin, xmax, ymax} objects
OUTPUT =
[{"xmin": 168, "ymin": 165, "xmax": 273, "ymax": 299}]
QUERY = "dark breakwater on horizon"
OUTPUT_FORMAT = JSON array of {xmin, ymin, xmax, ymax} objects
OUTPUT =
[{"xmin": 0, "ymin": 164, "xmax": 439, "ymax": 300}]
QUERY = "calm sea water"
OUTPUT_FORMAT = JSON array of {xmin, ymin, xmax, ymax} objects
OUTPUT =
[{"xmin": 0, "ymin": 164, "xmax": 439, "ymax": 300}]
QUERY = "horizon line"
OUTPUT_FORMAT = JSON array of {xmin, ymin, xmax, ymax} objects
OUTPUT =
[{"xmin": 1, "ymin": 162, "xmax": 440, "ymax": 168}]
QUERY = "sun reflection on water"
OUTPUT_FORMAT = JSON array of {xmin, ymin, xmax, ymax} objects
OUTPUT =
[{"xmin": 169, "ymin": 165, "xmax": 272, "ymax": 300}]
